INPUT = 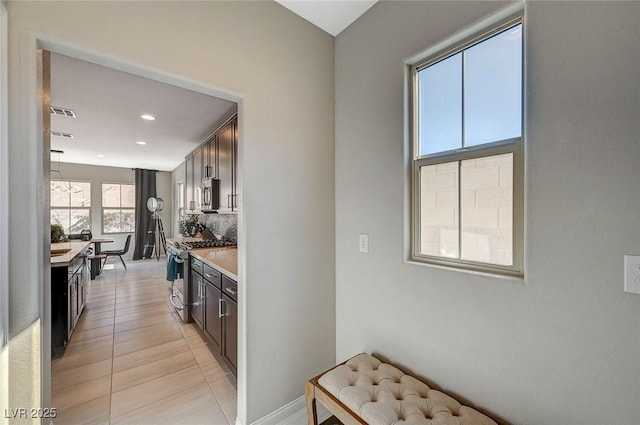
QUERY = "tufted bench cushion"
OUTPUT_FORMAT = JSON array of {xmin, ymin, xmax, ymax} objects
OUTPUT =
[{"xmin": 306, "ymin": 353, "xmax": 499, "ymax": 425}]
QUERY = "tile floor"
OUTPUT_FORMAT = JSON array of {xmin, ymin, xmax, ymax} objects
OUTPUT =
[{"xmin": 51, "ymin": 258, "xmax": 237, "ymax": 425}]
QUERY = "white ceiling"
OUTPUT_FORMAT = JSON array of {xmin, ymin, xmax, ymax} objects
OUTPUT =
[
  {"xmin": 49, "ymin": 2, "xmax": 375, "ymax": 172},
  {"xmin": 276, "ymin": 0, "xmax": 378, "ymax": 36},
  {"xmin": 50, "ymin": 53, "xmax": 236, "ymax": 172}
]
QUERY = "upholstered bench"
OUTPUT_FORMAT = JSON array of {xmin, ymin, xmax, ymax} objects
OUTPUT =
[{"xmin": 306, "ymin": 353, "xmax": 500, "ymax": 425}]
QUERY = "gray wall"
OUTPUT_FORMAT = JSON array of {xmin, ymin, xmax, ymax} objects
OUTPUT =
[
  {"xmin": 335, "ymin": 1, "xmax": 640, "ymax": 424},
  {"xmin": 155, "ymin": 170, "xmax": 172, "ymax": 239},
  {"xmin": 171, "ymin": 161, "xmax": 185, "ymax": 239},
  {"xmin": 54, "ymin": 162, "xmax": 173, "ymax": 255},
  {"xmin": 7, "ymin": 1, "xmax": 335, "ymax": 423},
  {"xmin": 0, "ymin": 1, "xmax": 8, "ymax": 419}
]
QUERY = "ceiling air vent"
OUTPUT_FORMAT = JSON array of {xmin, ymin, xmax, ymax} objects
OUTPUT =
[
  {"xmin": 50, "ymin": 106, "xmax": 76, "ymax": 118},
  {"xmin": 51, "ymin": 131, "xmax": 74, "ymax": 139}
]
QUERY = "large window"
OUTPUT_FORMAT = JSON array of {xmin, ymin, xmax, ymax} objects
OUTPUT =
[
  {"xmin": 102, "ymin": 183, "xmax": 135, "ymax": 234},
  {"xmin": 411, "ymin": 17, "xmax": 524, "ymax": 276},
  {"xmin": 50, "ymin": 180, "xmax": 91, "ymax": 234}
]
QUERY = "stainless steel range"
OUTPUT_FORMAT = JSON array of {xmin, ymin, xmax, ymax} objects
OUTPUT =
[
  {"xmin": 181, "ymin": 239, "xmax": 236, "ymax": 249},
  {"xmin": 166, "ymin": 238, "xmax": 236, "ymax": 322}
]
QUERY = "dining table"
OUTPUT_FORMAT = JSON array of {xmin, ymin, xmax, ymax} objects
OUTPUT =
[
  {"xmin": 91, "ymin": 237, "xmax": 114, "ymax": 255},
  {"xmin": 90, "ymin": 237, "xmax": 114, "ymax": 279}
]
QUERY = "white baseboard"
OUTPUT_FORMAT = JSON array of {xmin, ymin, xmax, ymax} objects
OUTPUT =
[
  {"xmin": 249, "ymin": 395, "xmax": 332, "ymax": 425},
  {"xmin": 250, "ymin": 396, "xmax": 305, "ymax": 425}
]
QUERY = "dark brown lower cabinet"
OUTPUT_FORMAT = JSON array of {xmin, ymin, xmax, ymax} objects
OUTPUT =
[
  {"xmin": 190, "ymin": 270, "xmax": 204, "ymax": 329},
  {"xmin": 222, "ymin": 292, "xmax": 237, "ymax": 373},
  {"xmin": 204, "ymin": 281, "xmax": 222, "ymax": 348},
  {"xmin": 190, "ymin": 257, "xmax": 237, "ymax": 375}
]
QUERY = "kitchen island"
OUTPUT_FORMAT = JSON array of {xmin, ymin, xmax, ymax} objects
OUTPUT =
[
  {"xmin": 51, "ymin": 240, "xmax": 91, "ymax": 357},
  {"xmin": 51, "ymin": 240, "xmax": 91, "ymax": 267}
]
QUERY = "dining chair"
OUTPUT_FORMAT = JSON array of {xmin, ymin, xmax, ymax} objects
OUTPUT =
[{"xmin": 102, "ymin": 234, "xmax": 132, "ymax": 271}]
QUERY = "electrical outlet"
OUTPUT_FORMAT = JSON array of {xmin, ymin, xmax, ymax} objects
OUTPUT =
[
  {"xmin": 624, "ymin": 255, "xmax": 640, "ymax": 294},
  {"xmin": 359, "ymin": 234, "xmax": 369, "ymax": 253}
]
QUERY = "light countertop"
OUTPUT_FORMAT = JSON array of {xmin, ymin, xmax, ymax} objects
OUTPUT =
[
  {"xmin": 190, "ymin": 247, "xmax": 238, "ymax": 281},
  {"xmin": 166, "ymin": 236, "xmax": 204, "ymax": 246},
  {"xmin": 51, "ymin": 240, "xmax": 91, "ymax": 268}
]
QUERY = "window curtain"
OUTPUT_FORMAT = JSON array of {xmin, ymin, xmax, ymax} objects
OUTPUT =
[{"xmin": 132, "ymin": 169, "xmax": 157, "ymax": 260}]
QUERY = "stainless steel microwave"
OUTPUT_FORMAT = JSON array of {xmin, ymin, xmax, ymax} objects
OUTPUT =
[{"xmin": 201, "ymin": 178, "xmax": 220, "ymax": 212}]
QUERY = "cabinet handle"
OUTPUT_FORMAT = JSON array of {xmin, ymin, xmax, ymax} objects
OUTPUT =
[
  {"xmin": 205, "ymin": 272, "xmax": 217, "ymax": 279},
  {"xmin": 227, "ymin": 194, "xmax": 231, "ymax": 208},
  {"xmin": 218, "ymin": 298, "xmax": 224, "ymax": 318},
  {"xmin": 225, "ymin": 287, "xmax": 237, "ymax": 296}
]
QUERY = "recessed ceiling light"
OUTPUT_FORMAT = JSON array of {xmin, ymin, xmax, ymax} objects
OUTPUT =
[
  {"xmin": 96, "ymin": 154, "xmax": 105, "ymax": 158},
  {"xmin": 136, "ymin": 141, "xmax": 147, "ymax": 145},
  {"xmin": 140, "ymin": 114, "xmax": 156, "ymax": 121}
]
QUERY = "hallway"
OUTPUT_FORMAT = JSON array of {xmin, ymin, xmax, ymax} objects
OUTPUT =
[{"xmin": 51, "ymin": 259, "xmax": 237, "ymax": 425}]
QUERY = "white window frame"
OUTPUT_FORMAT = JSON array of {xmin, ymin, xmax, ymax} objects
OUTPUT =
[
  {"xmin": 177, "ymin": 180, "xmax": 185, "ymax": 218},
  {"xmin": 409, "ymin": 11, "xmax": 524, "ymax": 277},
  {"xmin": 50, "ymin": 179, "xmax": 92, "ymax": 235},
  {"xmin": 101, "ymin": 182, "xmax": 135, "ymax": 234}
]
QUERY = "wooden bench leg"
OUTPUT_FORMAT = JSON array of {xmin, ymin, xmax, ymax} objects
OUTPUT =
[{"xmin": 306, "ymin": 381, "xmax": 318, "ymax": 425}]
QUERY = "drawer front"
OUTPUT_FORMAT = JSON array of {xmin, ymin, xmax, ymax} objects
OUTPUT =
[
  {"xmin": 222, "ymin": 275, "xmax": 237, "ymax": 302},
  {"xmin": 203, "ymin": 264, "xmax": 221, "ymax": 289},
  {"xmin": 191, "ymin": 257, "xmax": 203, "ymax": 276}
]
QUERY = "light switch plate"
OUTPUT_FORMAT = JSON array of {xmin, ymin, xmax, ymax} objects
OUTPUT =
[
  {"xmin": 623, "ymin": 255, "xmax": 640, "ymax": 294},
  {"xmin": 359, "ymin": 234, "xmax": 369, "ymax": 253}
]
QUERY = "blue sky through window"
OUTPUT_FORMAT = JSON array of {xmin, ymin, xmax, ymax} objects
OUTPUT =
[
  {"xmin": 418, "ymin": 23, "xmax": 522, "ymax": 156},
  {"xmin": 418, "ymin": 53, "xmax": 462, "ymax": 155}
]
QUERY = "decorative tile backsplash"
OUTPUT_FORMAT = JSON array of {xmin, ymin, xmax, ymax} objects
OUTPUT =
[{"xmin": 200, "ymin": 213, "xmax": 237, "ymax": 243}]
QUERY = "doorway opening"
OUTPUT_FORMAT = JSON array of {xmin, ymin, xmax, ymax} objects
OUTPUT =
[{"xmin": 42, "ymin": 49, "xmax": 242, "ymax": 424}]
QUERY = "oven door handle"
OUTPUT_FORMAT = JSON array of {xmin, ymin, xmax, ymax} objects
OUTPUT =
[{"xmin": 169, "ymin": 294, "xmax": 184, "ymax": 311}]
